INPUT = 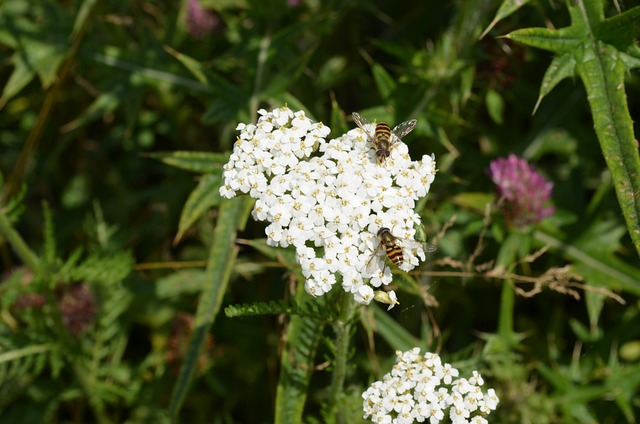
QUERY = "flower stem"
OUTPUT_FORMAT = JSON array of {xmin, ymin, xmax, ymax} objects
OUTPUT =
[
  {"xmin": 328, "ymin": 291, "xmax": 358, "ymax": 423},
  {"xmin": 249, "ymin": 24, "xmax": 273, "ymax": 123},
  {"xmin": 0, "ymin": 209, "xmax": 42, "ymax": 273}
]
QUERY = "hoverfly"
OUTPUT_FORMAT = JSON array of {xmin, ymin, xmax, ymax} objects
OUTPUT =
[
  {"xmin": 365, "ymin": 227, "xmax": 437, "ymax": 275},
  {"xmin": 352, "ymin": 112, "xmax": 417, "ymax": 165}
]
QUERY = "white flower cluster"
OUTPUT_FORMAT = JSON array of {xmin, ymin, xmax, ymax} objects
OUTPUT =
[
  {"xmin": 362, "ymin": 348, "xmax": 499, "ymax": 424},
  {"xmin": 220, "ymin": 106, "xmax": 437, "ymax": 307}
]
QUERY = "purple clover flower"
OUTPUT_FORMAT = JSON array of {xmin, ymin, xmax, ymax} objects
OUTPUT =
[
  {"xmin": 489, "ymin": 154, "xmax": 554, "ymax": 228},
  {"xmin": 186, "ymin": 0, "xmax": 219, "ymax": 40}
]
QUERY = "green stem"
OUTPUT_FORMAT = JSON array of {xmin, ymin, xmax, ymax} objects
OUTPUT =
[
  {"xmin": 249, "ymin": 24, "xmax": 273, "ymax": 123},
  {"xmin": 3, "ymin": 0, "xmax": 99, "ymax": 200},
  {"xmin": 498, "ymin": 280, "xmax": 515, "ymax": 339},
  {"xmin": 73, "ymin": 361, "xmax": 110, "ymax": 424},
  {"xmin": 329, "ymin": 292, "xmax": 357, "ymax": 423},
  {"xmin": 0, "ymin": 210, "xmax": 42, "ymax": 273},
  {"xmin": 495, "ymin": 231, "xmax": 528, "ymax": 344}
]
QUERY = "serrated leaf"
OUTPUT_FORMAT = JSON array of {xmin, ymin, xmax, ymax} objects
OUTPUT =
[
  {"xmin": 577, "ymin": 41, "xmax": 640, "ymax": 256},
  {"xmin": 506, "ymin": 25, "xmax": 581, "ymax": 53},
  {"xmin": 145, "ymin": 151, "xmax": 228, "ymax": 173},
  {"xmin": 372, "ymin": 63, "xmax": 396, "ymax": 102},
  {"xmin": 594, "ymin": 5, "xmax": 640, "ymax": 50},
  {"xmin": 507, "ymin": 2, "xmax": 640, "ymax": 256},
  {"xmin": 619, "ymin": 50, "xmax": 640, "ymax": 70},
  {"xmin": 480, "ymin": 0, "xmax": 531, "ymax": 39},
  {"xmin": 533, "ymin": 54, "xmax": 577, "ymax": 113},
  {"xmin": 175, "ymin": 174, "xmax": 222, "ymax": 243}
]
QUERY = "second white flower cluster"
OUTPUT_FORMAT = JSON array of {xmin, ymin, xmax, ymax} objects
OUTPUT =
[
  {"xmin": 362, "ymin": 348, "xmax": 499, "ymax": 423},
  {"xmin": 220, "ymin": 107, "xmax": 436, "ymax": 307}
]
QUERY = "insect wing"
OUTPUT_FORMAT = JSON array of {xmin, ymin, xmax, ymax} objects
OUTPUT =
[
  {"xmin": 413, "ymin": 224, "xmax": 437, "ymax": 253},
  {"xmin": 351, "ymin": 112, "xmax": 375, "ymax": 139},
  {"xmin": 423, "ymin": 242, "xmax": 437, "ymax": 253},
  {"xmin": 390, "ymin": 119, "xmax": 417, "ymax": 143},
  {"xmin": 397, "ymin": 237, "xmax": 436, "ymax": 261},
  {"xmin": 364, "ymin": 244, "xmax": 386, "ymax": 276}
]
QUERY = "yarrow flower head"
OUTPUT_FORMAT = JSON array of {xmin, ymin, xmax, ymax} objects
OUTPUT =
[
  {"xmin": 362, "ymin": 348, "xmax": 499, "ymax": 424},
  {"xmin": 489, "ymin": 154, "xmax": 554, "ymax": 228},
  {"xmin": 220, "ymin": 107, "xmax": 437, "ymax": 307}
]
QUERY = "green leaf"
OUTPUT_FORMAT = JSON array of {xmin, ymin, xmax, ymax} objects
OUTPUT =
[
  {"xmin": 225, "ymin": 300, "xmax": 298, "ymax": 317},
  {"xmin": 330, "ymin": 98, "xmax": 348, "ymax": 137},
  {"xmin": 0, "ymin": 4, "xmax": 69, "ymax": 103},
  {"xmin": 145, "ymin": 151, "xmax": 228, "ymax": 173},
  {"xmin": 533, "ymin": 54, "xmax": 577, "ymax": 113},
  {"xmin": 60, "ymin": 84, "xmax": 125, "ymax": 133},
  {"xmin": 451, "ymin": 192, "xmax": 494, "ymax": 214},
  {"xmin": 0, "ymin": 55, "xmax": 36, "ymax": 105},
  {"xmin": 506, "ymin": 25, "xmax": 581, "ymax": 54},
  {"xmin": 481, "ymin": 0, "xmax": 532, "ymax": 39},
  {"xmin": 371, "ymin": 303, "xmax": 423, "ymax": 351},
  {"xmin": 594, "ymin": 5, "xmax": 640, "ymax": 50},
  {"xmin": 164, "ymin": 46, "xmax": 209, "ymax": 85},
  {"xmin": 165, "ymin": 47, "xmax": 246, "ymax": 124},
  {"xmin": 372, "ymin": 63, "xmax": 396, "ymax": 103},
  {"xmin": 154, "ymin": 269, "xmax": 207, "ymax": 298},
  {"xmin": 577, "ymin": 41, "xmax": 640, "ymax": 256},
  {"xmin": 168, "ymin": 196, "xmax": 253, "ymax": 419},
  {"xmin": 317, "ymin": 56, "xmax": 347, "ymax": 89},
  {"xmin": 485, "ymin": 88, "xmax": 504, "ymax": 125},
  {"xmin": 507, "ymin": 3, "xmax": 640, "ymax": 256},
  {"xmin": 176, "ymin": 174, "xmax": 222, "ymax": 243},
  {"xmin": 619, "ymin": 50, "xmax": 640, "ymax": 70},
  {"xmin": 536, "ymin": 230, "xmax": 640, "ymax": 296},
  {"xmin": 276, "ymin": 93, "xmax": 312, "ymax": 120},
  {"xmin": 274, "ymin": 284, "xmax": 326, "ymax": 424}
]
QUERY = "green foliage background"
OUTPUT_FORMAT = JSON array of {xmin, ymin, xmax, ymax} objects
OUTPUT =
[{"xmin": 1, "ymin": 0, "xmax": 640, "ymax": 423}]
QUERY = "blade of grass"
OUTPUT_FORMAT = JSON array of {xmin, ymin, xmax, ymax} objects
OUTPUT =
[{"xmin": 168, "ymin": 196, "xmax": 253, "ymax": 419}]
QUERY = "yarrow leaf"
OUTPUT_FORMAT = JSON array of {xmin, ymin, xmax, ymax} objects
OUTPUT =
[{"xmin": 224, "ymin": 299, "xmax": 328, "ymax": 320}]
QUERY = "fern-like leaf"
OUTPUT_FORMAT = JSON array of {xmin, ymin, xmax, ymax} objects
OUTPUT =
[{"xmin": 0, "ymin": 342, "xmax": 52, "ymax": 410}]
